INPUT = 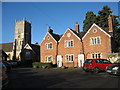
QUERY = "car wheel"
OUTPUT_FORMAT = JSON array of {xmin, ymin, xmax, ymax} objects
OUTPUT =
[
  {"xmin": 93, "ymin": 67, "xmax": 100, "ymax": 73},
  {"xmin": 83, "ymin": 70, "xmax": 88, "ymax": 73}
]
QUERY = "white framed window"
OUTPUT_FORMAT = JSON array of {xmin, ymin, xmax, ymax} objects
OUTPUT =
[
  {"xmin": 46, "ymin": 56, "xmax": 52, "ymax": 62},
  {"xmin": 90, "ymin": 37, "xmax": 101, "ymax": 45},
  {"xmin": 45, "ymin": 43, "xmax": 52, "ymax": 49},
  {"xmin": 92, "ymin": 53, "xmax": 102, "ymax": 59},
  {"xmin": 93, "ymin": 29, "xmax": 97, "ymax": 33},
  {"xmin": 47, "ymin": 36, "xmax": 50, "ymax": 40},
  {"xmin": 65, "ymin": 40, "xmax": 74, "ymax": 47},
  {"xmin": 65, "ymin": 54, "xmax": 74, "ymax": 62}
]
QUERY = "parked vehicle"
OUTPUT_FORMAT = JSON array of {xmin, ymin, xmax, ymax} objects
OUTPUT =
[
  {"xmin": 83, "ymin": 59, "xmax": 112, "ymax": 73},
  {"xmin": 106, "ymin": 59, "xmax": 120, "ymax": 75},
  {"xmin": 8, "ymin": 60, "xmax": 18, "ymax": 67},
  {"xmin": 0, "ymin": 61, "xmax": 9, "ymax": 88},
  {"xmin": 2, "ymin": 61, "xmax": 12, "ymax": 72}
]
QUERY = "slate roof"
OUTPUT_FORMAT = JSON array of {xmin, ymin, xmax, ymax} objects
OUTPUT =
[
  {"xmin": 0, "ymin": 42, "xmax": 13, "ymax": 52},
  {"xmin": 21, "ymin": 43, "xmax": 40, "ymax": 56},
  {"xmin": 50, "ymin": 32, "xmax": 63, "ymax": 41},
  {"xmin": 29, "ymin": 44, "xmax": 40, "ymax": 55},
  {"xmin": 70, "ymin": 29, "xmax": 86, "ymax": 39},
  {"xmin": 70, "ymin": 23, "xmax": 113, "ymax": 39},
  {"xmin": 0, "ymin": 49, "xmax": 8, "ymax": 57}
]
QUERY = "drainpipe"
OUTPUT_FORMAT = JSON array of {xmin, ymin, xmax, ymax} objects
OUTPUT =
[
  {"xmin": 81, "ymin": 39, "xmax": 85, "ymax": 60},
  {"xmin": 56, "ymin": 42, "xmax": 59, "ymax": 65}
]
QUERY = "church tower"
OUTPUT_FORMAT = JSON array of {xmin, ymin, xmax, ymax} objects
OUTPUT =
[{"xmin": 13, "ymin": 17, "xmax": 31, "ymax": 60}]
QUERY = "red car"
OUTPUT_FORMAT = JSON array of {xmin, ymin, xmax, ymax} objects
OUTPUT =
[{"xmin": 83, "ymin": 59, "xmax": 112, "ymax": 73}]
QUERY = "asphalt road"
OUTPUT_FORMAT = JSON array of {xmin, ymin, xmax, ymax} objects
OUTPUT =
[{"xmin": 6, "ymin": 67, "xmax": 120, "ymax": 89}]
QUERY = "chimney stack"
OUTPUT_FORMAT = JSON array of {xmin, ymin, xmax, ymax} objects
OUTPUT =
[
  {"xmin": 75, "ymin": 22, "xmax": 79, "ymax": 33},
  {"xmin": 48, "ymin": 27, "xmax": 53, "ymax": 33},
  {"xmin": 108, "ymin": 15, "xmax": 113, "ymax": 32}
]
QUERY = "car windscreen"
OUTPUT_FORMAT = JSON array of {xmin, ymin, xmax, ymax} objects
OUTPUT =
[
  {"xmin": 84, "ymin": 59, "xmax": 92, "ymax": 63},
  {"xmin": 114, "ymin": 59, "xmax": 120, "ymax": 64},
  {"xmin": 102, "ymin": 60, "xmax": 111, "ymax": 64}
]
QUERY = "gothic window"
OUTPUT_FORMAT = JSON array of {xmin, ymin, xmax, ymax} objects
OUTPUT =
[
  {"xmin": 18, "ymin": 35, "xmax": 20, "ymax": 38},
  {"xmin": 25, "ymin": 51, "xmax": 30, "ymax": 60}
]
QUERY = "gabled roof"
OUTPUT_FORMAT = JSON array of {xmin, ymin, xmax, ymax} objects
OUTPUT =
[
  {"xmin": 59, "ymin": 28, "xmax": 81, "ymax": 42},
  {"xmin": 0, "ymin": 42, "xmax": 13, "ymax": 52},
  {"xmin": 41, "ymin": 31, "xmax": 62, "ymax": 44},
  {"xmin": 22, "ymin": 43, "xmax": 40, "ymax": 55},
  {"xmin": 49, "ymin": 32, "xmax": 62, "ymax": 41},
  {"xmin": 0, "ymin": 49, "xmax": 8, "ymax": 57},
  {"xmin": 29, "ymin": 44, "xmax": 40, "ymax": 55},
  {"xmin": 82, "ymin": 23, "xmax": 111, "ymax": 40}
]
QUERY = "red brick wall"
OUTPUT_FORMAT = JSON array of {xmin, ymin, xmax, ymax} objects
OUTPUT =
[
  {"xmin": 58, "ymin": 30, "xmax": 82, "ymax": 67},
  {"xmin": 82, "ymin": 25, "xmax": 111, "ymax": 59},
  {"xmin": 40, "ymin": 33, "xmax": 58, "ymax": 64}
]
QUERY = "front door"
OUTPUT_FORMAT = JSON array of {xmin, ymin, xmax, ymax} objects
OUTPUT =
[
  {"xmin": 57, "ymin": 55, "xmax": 62, "ymax": 67},
  {"xmin": 78, "ymin": 54, "xmax": 84, "ymax": 67}
]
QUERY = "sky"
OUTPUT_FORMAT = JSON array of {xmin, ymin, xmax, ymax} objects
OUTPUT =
[{"xmin": 2, "ymin": 2, "xmax": 119, "ymax": 44}]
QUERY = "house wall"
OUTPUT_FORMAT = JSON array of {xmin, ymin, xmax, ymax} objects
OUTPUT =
[
  {"xmin": 58, "ymin": 30, "xmax": 82, "ymax": 67},
  {"xmin": 40, "ymin": 33, "xmax": 58, "ymax": 65},
  {"xmin": 82, "ymin": 25, "xmax": 111, "ymax": 60},
  {"xmin": 21, "ymin": 49, "xmax": 36, "ymax": 61}
]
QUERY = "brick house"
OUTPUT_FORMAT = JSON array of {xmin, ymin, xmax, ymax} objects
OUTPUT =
[
  {"xmin": 40, "ymin": 15, "xmax": 114, "ymax": 67},
  {"xmin": 82, "ymin": 23, "xmax": 113, "ymax": 59},
  {"xmin": 40, "ymin": 28, "xmax": 61, "ymax": 65},
  {"xmin": 58, "ymin": 23, "xmax": 83, "ymax": 67},
  {"xmin": 82, "ymin": 15, "xmax": 114, "ymax": 60}
]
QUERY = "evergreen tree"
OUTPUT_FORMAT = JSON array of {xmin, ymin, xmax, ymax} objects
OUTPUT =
[
  {"xmin": 95, "ymin": 6, "xmax": 113, "ymax": 30},
  {"xmin": 83, "ymin": 11, "xmax": 96, "ymax": 32}
]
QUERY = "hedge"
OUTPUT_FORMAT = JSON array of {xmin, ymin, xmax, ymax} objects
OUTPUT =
[{"xmin": 32, "ymin": 62, "xmax": 53, "ymax": 68}]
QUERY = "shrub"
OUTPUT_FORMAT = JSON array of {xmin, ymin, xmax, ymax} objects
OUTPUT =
[
  {"xmin": 39, "ymin": 63, "xmax": 53, "ymax": 68},
  {"xmin": 32, "ymin": 62, "xmax": 39, "ymax": 68},
  {"xmin": 32, "ymin": 62, "xmax": 53, "ymax": 68}
]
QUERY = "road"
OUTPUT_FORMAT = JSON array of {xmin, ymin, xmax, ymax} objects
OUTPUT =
[{"xmin": 6, "ymin": 67, "xmax": 120, "ymax": 89}]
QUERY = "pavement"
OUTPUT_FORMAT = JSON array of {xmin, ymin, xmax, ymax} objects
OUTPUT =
[{"xmin": 5, "ymin": 67, "xmax": 120, "ymax": 89}]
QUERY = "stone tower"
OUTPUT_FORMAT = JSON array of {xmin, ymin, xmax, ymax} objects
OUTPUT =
[{"xmin": 13, "ymin": 17, "xmax": 31, "ymax": 60}]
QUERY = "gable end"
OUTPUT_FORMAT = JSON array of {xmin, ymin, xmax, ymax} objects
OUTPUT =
[
  {"xmin": 59, "ymin": 28, "xmax": 81, "ymax": 42},
  {"xmin": 82, "ymin": 23, "xmax": 111, "ymax": 40}
]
